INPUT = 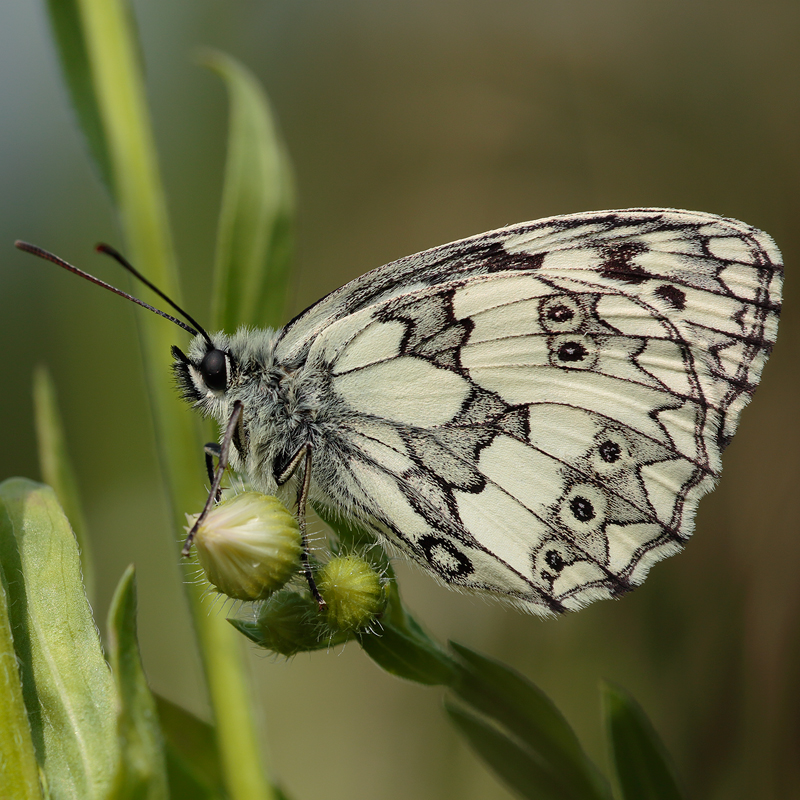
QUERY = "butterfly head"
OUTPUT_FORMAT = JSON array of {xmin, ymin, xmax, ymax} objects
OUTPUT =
[
  {"xmin": 172, "ymin": 335, "xmax": 235, "ymax": 403},
  {"xmin": 173, "ymin": 327, "xmax": 305, "ymax": 492},
  {"xmin": 173, "ymin": 326, "xmax": 289, "ymax": 412}
]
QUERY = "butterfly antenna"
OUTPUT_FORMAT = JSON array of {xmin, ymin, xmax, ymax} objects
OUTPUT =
[
  {"xmin": 94, "ymin": 243, "xmax": 213, "ymax": 345},
  {"xmin": 14, "ymin": 240, "xmax": 212, "ymax": 344}
]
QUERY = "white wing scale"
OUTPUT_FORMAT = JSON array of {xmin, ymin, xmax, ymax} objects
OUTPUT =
[{"xmin": 271, "ymin": 209, "xmax": 781, "ymax": 615}]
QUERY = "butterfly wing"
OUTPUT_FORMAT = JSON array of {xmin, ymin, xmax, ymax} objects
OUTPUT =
[{"xmin": 284, "ymin": 209, "xmax": 782, "ymax": 615}]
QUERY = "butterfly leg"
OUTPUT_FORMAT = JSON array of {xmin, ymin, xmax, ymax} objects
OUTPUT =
[
  {"xmin": 298, "ymin": 446, "xmax": 326, "ymax": 609},
  {"xmin": 276, "ymin": 444, "xmax": 326, "ymax": 609},
  {"xmin": 203, "ymin": 442, "xmax": 222, "ymax": 500},
  {"xmin": 181, "ymin": 401, "xmax": 244, "ymax": 556}
]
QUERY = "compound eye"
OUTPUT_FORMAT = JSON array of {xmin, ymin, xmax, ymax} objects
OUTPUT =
[{"xmin": 199, "ymin": 349, "xmax": 228, "ymax": 392}]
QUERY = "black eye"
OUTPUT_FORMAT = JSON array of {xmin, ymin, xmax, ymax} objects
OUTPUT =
[{"xmin": 200, "ymin": 349, "xmax": 229, "ymax": 392}]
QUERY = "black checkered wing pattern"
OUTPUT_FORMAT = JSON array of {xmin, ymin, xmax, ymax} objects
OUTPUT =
[{"xmin": 279, "ymin": 209, "xmax": 782, "ymax": 615}]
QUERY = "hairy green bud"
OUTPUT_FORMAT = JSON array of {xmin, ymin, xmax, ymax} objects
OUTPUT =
[
  {"xmin": 253, "ymin": 590, "xmax": 351, "ymax": 655},
  {"xmin": 318, "ymin": 555, "xmax": 386, "ymax": 632}
]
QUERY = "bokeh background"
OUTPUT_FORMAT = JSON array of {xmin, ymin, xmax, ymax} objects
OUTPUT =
[{"xmin": 2, "ymin": 1, "xmax": 798, "ymax": 798}]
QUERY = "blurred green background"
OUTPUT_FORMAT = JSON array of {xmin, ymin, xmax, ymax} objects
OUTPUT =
[{"xmin": 2, "ymin": 1, "xmax": 798, "ymax": 798}]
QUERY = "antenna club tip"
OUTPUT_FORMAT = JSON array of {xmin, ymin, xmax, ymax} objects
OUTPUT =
[{"xmin": 96, "ymin": 242, "xmax": 125, "ymax": 262}]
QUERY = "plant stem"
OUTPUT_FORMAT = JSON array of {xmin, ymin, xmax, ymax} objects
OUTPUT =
[{"xmin": 75, "ymin": 1, "xmax": 274, "ymax": 796}]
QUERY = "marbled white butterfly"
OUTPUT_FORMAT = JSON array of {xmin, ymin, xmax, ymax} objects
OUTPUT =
[{"xmin": 18, "ymin": 208, "xmax": 783, "ymax": 616}]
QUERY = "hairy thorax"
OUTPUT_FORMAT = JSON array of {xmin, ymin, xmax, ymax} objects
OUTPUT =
[{"xmin": 180, "ymin": 328, "xmax": 335, "ymax": 497}]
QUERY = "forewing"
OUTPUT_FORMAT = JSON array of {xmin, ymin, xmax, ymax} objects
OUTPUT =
[{"xmin": 298, "ymin": 209, "xmax": 782, "ymax": 615}]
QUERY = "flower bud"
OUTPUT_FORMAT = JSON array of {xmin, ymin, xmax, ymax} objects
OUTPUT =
[
  {"xmin": 253, "ymin": 590, "xmax": 329, "ymax": 655},
  {"xmin": 317, "ymin": 555, "xmax": 386, "ymax": 632},
  {"xmin": 188, "ymin": 492, "xmax": 302, "ymax": 601},
  {"xmin": 247, "ymin": 590, "xmax": 355, "ymax": 655}
]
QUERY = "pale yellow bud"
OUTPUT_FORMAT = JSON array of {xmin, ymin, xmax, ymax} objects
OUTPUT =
[{"xmin": 187, "ymin": 492, "xmax": 302, "ymax": 601}]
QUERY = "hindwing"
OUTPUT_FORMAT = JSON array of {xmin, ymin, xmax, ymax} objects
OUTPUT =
[{"xmin": 284, "ymin": 209, "xmax": 782, "ymax": 615}]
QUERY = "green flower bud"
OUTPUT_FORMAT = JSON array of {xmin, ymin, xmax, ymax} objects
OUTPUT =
[
  {"xmin": 317, "ymin": 555, "xmax": 386, "ymax": 632},
  {"xmin": 253, "ymin": 590, "xmax": 331, "ymax": 656},
  {"xmin": 187, "ymin": 492, "xmax": 302, "ymax": 601}
]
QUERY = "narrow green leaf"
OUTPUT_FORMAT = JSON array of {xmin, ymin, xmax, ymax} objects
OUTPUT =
[
  {"xmin": 154, "ymin": 694, "xmax": 225, "ymax": 799},
  {"xmin": 445, "ymin": 702, "xmax": 576, "ymax": 800},
  {"xmin": 603, "ymin": 683, "xmax": 685, "ymax": 800},
  {"xmin": 359, "ymin": 618, "xmax": 457, "ymax": 686},
  {"xmin": 65, "ymin": 3, "xmax": 277, "ymax": 799},
  {"xmin": 107, "ymin": 566, "xmax": 169, "ymax": 800},
  {"xmin": 204, "ymin": 50, "xmax": 295, "ymax": 331},
  {"xmin": 44, "ymin": 0, "xmax": 114, "ymax": 193},
  {"xmin": 162, "ymin": 752, "xmax": 222, "ymax": 800},
  {"xmin": 154, "ymin": 694, "xmax": 293, "ymax": 800},
  {"xmin": 229, "ymin": 616, "xmax": 273, "ymax": 645},
  {"xmin": 450, "ymin": 643, "xmax": 611, "ymax": 800},
  {"xmin": 0, "ymin": 558, "xmax": 43, "ymax": 800},
  {"xmin": 32, "ymin": 365, "xmax": 94, "ymax": 601},
  {"xmin": 0, "ymin": 478, "xmax": 118, "ymax": 799}
]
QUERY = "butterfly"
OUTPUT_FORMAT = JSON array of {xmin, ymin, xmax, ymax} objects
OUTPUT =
[{"xmin": 18, "ymin": 208, "xmax": 783, "ymax": 616}]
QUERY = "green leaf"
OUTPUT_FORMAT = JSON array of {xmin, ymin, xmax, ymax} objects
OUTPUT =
[
  {"xmin": 44, "ymin": 0, "xmax": 114, "ymax": 193},
  {"xmin": 162, "ymin": 751, "xmax": 221, "ymax": 800},
  {"xmin": 450, "ymin": 643, "xmax": 611, "ymax": 800},
  {"xmin": 602, "ymin": 683, "xmax": 685, "ymax": 800},
  {"xmin": 56, "ymin": 4, "xmax": 277, "ymax": 799},
  {"xmin": 359, "ymin": 617, "xmax": 457, "ymax": 686},
  {"xmin": 445, "ymin": 702, "xmax": 583, "ymax": 800},
  {"xmin": 32, "ymin": 365, "xmax": 94, "ymax": 601},
  {"xmin": 107, "ymin": 566, "xmax": 169, "ymax": 800},
  {"xmin": 0, "ymin": 552, "xmax": 43, "ymax": 799},
  {"xmin": 154, "ymin": 694, "xmax": 225, "ymax": 799},
  {"xmin": 204, "ymin": 50, "xmax": 295, "ymax": 331},
  {"xmin": 155, "ymin": 694, "xmax": 295, "ymax": 800},
  {"xmin": 0, "ymin": 478, "xmax": 119, "ymax": 799}
]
